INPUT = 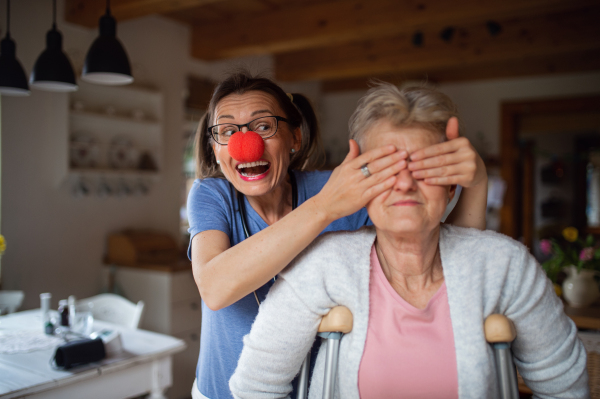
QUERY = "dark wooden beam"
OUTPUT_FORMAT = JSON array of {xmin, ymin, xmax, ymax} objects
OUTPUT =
[
  {"xmin": 275, "ymin": 7, "xmax": 600, "ymax": 81},
  {"xmin": 65, "ymin": 0, "xmax": 224, "ymax": 28},
  {"xmin": 321, "ymin": 50, "xmax": 600, "ymax": 92},
  {"xmin": 191, "ymin": 0, "xmax": 596, "ymax": 60}
]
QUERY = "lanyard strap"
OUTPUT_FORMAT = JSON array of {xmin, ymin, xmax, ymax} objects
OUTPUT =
[{"xmin": 236, "ymin": 170, "xmax": 297, "ymax": 305}]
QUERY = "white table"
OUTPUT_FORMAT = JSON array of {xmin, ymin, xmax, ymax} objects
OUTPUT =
[{"xmin": 0, "ymin": 309, "xmax": 186, "ymax": 399}]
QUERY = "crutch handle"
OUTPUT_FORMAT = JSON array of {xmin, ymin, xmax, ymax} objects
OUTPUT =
[
  {"xmin": 485, "ymin": 314, "xmax": 517, "ymax": 343},
  {"xmin": 318, "ymin": 306, "xmax": 353, "ymax": 334}
]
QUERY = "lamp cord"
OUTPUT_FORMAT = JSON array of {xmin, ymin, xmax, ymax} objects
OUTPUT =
[
  {"xmin": 106, "ymin": 0, "xmax": 110, "ymax": 14},
  {"xmin": 6, "ymin": 0, "xmax": 10, "ymax": 37},
  {"xmin": 52, "ymin": 0, "xmax": 56, "ymax": 30}
]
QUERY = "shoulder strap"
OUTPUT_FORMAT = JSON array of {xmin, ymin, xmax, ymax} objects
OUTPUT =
[
  {"xmin": 236, "ymin": 169, "xmax": 297, "ymax": 240},
  {"xmin": 237, "ymin": 189, "xmax": 251, "ymax": 239}
]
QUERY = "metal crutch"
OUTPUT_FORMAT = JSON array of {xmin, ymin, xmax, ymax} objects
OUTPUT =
[
  {"xmin": 297, "ymin": 306, "xmax": 353, "ymax": 399},
  {"xmin": 485, "ymin": 314, "xmax": 520, "ymax": 399}
]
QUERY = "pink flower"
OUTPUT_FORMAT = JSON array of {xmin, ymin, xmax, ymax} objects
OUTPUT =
[
  {"xmin": 580, "ymin": 247, "xmax": 594, "ymax": 261},
  {"xmin": 540, "ymin": 239, "xmax": 552, "ymax": 255}
]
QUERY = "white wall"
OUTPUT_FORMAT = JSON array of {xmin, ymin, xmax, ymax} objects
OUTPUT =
[
  {"xmin": 0, "ymin": 0, "xmax": 199, "ymax": 310},
  {"xmin": 320, "ymin": 90, "xmax": 364, "ymax": 164}
]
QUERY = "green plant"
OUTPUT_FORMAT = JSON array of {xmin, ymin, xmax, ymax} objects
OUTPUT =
[{"xmin": 540, "ymin": 227, "xmax": 600, "ymax": 283}]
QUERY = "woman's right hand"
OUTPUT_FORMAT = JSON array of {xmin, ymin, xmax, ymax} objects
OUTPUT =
[{"xmin": 313, "ymin": 139, "xmax": 407, "ymax": 221}]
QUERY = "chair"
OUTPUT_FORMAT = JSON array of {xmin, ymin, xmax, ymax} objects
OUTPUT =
[
  {"xmin": 0, "ymin": 290, "xmax": 24, "ymax": 315},
  {"xmin": 80, "ymin": 293, "xmax": 144, "ymax": 329}
]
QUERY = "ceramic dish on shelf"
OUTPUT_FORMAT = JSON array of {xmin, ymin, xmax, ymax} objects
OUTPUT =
[
  {"xmin": 71, "ymin": 177, "xmax": 93, "ymax": 198},
  {"xmin": 108, "ymin": 136, "xmax": 139, "ymax": 169},
  {"xmin": 71, "ymin": 100, "xmax": 84, "ymax": 112},
  {"xmin": 131, "ymin": 109, "xmax": 145, "ymax": 121},
  {"xmin": 104, "ymin": 105, "xmax": 117, "ymax": 117},
  {"xmin": 70, "ymin": 133, "xmax": 100, "ymax": 168}
]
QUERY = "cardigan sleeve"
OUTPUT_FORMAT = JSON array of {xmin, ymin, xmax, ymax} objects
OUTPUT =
[
  {"xmin": 506, "ymin": 246, "xmax": 589, "ymax": 398},
  {"xmin": 229, "ymin": 275, "xmax": 331, "ymax": 399}
]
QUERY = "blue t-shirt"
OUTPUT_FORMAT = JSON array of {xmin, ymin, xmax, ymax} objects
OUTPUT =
[{"xmin": 187, "ymin": 169, "xmax": 371, "ymax": 399}]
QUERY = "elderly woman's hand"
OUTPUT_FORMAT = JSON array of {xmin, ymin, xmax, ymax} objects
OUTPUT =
[
  {"xmin": 312, "ymin": 140, "xmax": 408, "ymax": 221},
  {"xmin": 407, "ymin": 117, "xmax": 486, "ymax": 188}
]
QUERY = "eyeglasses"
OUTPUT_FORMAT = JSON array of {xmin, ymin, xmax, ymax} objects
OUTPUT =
[{"xmin": 208, "ymin": 116, "xmax": 290, "ymax": 145}]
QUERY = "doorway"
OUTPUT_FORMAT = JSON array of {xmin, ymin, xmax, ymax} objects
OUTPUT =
[{"xmin": 500, "ymin": 95, "xmax": 600, "ymax": 254}]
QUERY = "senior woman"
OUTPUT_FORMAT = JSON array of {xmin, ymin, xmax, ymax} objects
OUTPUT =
[
  {"xmin": 188, "ymin": 72, "xmax": 490, "ymax": 399},
  {"xmin": 229, "ymin": 83, "xmax": 588, "ymax": 398}
]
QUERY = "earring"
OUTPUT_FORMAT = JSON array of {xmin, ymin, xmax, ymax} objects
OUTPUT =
[
  {"xmin": 290, "ymin": 149, "xmax": 296, "ymax": 154},
  {"xmin": 216, "ymin": 160, "xmax": 220, "ymax": 164}
]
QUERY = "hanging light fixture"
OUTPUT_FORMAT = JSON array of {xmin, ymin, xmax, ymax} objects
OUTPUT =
[
  {"xmin": 0, "ymin": 0, "xmax": 30, "ymax": 96},
  {"xmin": 30, "ymin": 0, "xmax": 77, "ymax": 92},
  {"xmin": 81, "ymin": 0, "xmax": 133, "ymax": 85}
]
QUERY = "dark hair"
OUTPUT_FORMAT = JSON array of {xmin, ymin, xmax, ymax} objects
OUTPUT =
[{"xmin": 194, "ymin": 72, "xmax": 325, "ymax": 179}]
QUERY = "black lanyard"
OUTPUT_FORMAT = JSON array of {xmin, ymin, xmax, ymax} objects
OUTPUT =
[
  {"xmin": 237, "ymin": 170, "xmax": 297, "ymax": 240},
  {"xmin": 236, "ymin": 170, "xmax": 298, "ymax": 305}
]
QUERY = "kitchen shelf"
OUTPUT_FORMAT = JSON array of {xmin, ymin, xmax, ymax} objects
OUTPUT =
[
  {"xmin": 69, "ymin": 167, "xmax": 160, "ymax": 179},
  {"xmin": 67, "ymin": 81, "xmax": 164, "ymax": 197},
  {"xmin": 70, "ymin": 110, "xmax": 160, "ymax": 128}
]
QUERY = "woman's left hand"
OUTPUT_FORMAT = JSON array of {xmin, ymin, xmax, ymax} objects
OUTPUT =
[{"xmin": 407, "ymin": 117, "xmax": 486, "ymax": 187}]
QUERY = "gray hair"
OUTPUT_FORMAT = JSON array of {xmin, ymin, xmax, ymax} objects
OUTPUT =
[{"xmin": 349, "ymin": 82, "xmax": 460, "ymax": 149}]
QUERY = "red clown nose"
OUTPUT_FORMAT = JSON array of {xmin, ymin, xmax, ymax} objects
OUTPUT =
[{"xmin": 228, "ymin": 131, "xmax": 265, "ymax": 162}]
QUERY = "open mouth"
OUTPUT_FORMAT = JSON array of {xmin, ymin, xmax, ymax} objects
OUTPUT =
[{"xmin": 236, "ymin": 160, "xmax": 271, "ymax": 178}]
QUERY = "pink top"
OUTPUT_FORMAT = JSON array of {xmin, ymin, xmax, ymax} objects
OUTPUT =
[{"xmin": 358, "ymin": 245, "xmax": 459, "ymax": 399}]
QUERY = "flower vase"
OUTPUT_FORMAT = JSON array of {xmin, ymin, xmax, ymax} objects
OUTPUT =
[{"xmin": 562, "ymin": 265, "xmax": 600, "ymax": 308}]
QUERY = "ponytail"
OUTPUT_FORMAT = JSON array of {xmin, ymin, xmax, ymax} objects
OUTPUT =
[{"xmin": 288, "ymin": 93, "xmax": 325, "ymax": 171}]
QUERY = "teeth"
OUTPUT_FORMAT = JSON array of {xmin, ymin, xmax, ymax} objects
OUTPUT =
[{"xmin": 237, "ymin": 161, "xmax": 269, "ymax": 170}]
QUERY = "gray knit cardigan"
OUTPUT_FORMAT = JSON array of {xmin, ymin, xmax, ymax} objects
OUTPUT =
[{"xmin": 230, "ymin": 225, "xmax": 589, "ymax": 399}]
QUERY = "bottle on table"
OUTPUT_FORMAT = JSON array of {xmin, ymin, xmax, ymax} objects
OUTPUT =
[
  {"xmin": 58, "ymin": 299, "xmax": 70, "ymax": 329},
  {"xmin": 40, "ymin": 293, "xmax": 53, "ymax": 335},
  {"xmin": 68, "ymin": 295, "xmax": 76, "ymax": 328}
]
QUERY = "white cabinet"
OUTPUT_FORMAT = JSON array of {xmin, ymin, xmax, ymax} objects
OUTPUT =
[
  {"xmin": 67, "ymin": 81, "xmax": 163, "ymax": 197},
  {"xmin": 110, "ymin": 264, "xmax": 201, "ymax": 399}
]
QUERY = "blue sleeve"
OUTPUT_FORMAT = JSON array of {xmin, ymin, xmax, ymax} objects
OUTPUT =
[{"xmin": 187, "ymin": 179, "xmax": 232, "ymax": 259}]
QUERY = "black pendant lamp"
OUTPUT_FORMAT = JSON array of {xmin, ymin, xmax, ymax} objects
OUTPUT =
[
  {"xmin": 0, "ymin": 0, "xmax": 30, "ymax": 96},
  {"xmin": 81, "ymin": 0, "xmax": 133, "ymax": 85},
  {"xmin": 30, "ymin": 0, "xmax": 78, "ymax": 92}
]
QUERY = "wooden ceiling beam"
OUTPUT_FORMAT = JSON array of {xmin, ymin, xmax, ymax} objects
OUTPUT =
[
  {"xmin": 275, "ymin": 7, "xmax": 600, "ymax": 81},
  {"xmin": 65, "ymin": 0, "xmax": 225, "ymax": 28},
  {"xmin": 321, "ymin": 50, "xmax": 600, "ymax": 92},
  {"xmin": 190, "ymin": 0, "xmax": 595, "ymax": 60}
]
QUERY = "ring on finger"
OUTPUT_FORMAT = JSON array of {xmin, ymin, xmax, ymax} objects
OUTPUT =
[{"xmin": 360, "ymin": 164, "xmax": 371, "ymax": 178}]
